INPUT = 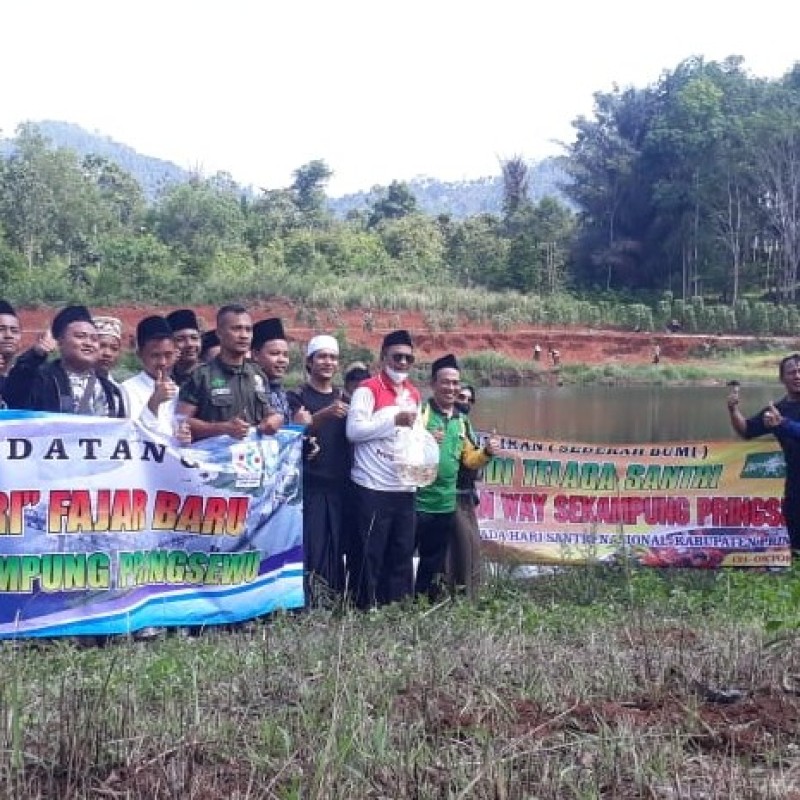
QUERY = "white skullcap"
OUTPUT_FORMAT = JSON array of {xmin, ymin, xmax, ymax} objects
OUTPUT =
[{"xmin": 307, "ymin": 334, "xmax": 339, "ymax": 357}]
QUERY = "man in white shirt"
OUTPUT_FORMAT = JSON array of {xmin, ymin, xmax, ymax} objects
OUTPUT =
[
  {"xmin": 346, "ymin": 329, "xmax": 421, "ymax": 609},
  {"xmin": 121, "ymin": 315, "xmax": 179, "ymax": 437}
]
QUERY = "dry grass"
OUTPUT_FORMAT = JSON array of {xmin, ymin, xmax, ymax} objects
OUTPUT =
[{"xmin": 1, "ymin": 566, "xmax": 800, "ymax": 798}]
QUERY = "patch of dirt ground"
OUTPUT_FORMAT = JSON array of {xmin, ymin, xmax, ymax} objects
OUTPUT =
[{"xmin": 13, "ymin": 299, "xmax": 800, "ymax": 369}]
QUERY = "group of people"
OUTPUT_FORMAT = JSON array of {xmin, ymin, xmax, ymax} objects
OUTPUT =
[
  {"xmin": 0, "ymin": 299, "xmax": 500, "ymax": 611},
  {"xmin": 4, "ymin": 293, "xmax": 796, "ymax": 621}
]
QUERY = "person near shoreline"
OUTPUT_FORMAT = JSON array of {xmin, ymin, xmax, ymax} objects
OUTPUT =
[
  {"xmin": 0, "ymin": 299, "xmax": 21, "ymax": 406},
  {"xmin": 346, "ymin": 329, "xmax": 420, "ymax": 609},
  {"xmin": 415, "ymin": 356, "xmax": 496, "ymax": 601},
  {"xmin": 446, "ymin": 383, "xmax": 485, "ymax": 597},
  {"xmin": 177, "ymin": 304, "xmax": 282, "ymax": 442},
  {"xmin": 167, "ymin": 308, "xmax": 202, "ymax": 387},
  {"xmin": 121, "ymin": 315, "xmax": 181, "ymax": 436},
  {"xmin": 289, "ymin": 335, "xmax": 350, "ymax": 603},
  {"xmin": 652, "ymin": 343, "xmax": 661, "ymax": 365},
  {"xmin": 4, "ymin": 305, "xmax": 126, "ymax": 417},
  {"xmin": 727, "ymin": 354, "xmax": 800, "ymax": 553}
]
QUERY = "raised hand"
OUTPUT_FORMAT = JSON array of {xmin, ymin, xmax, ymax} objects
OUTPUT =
[
  {"xmin": 763, "ymin": 403, "xmax": 783, "ymax": 428},
  {"xmin": 485, "ymin": 428, "xmax": 501, "ymax": 455},
  {"xmin": 151, "ymin": 369, "xmax": 178, "ymax": 407},
  {"xmin": 34, "ymin": 330, "xmax": 57, "ymax": 357},
  {"xmin": 726, "ymin": 380, "xmax": 741, "ymax": 410},
  {"xmin": 294, "ymin": 405, "xmax": 313, "ymax": 426}
]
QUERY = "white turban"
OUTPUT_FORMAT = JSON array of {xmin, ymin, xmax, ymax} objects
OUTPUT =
[{"xmin": 306, "ymin": 334, "xmax": 339, "ymax": 357}]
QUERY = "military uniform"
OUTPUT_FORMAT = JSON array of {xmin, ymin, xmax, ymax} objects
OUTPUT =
[{"xmin": 178, "ymin": 356, "xmax": 272, "ymax": 424}]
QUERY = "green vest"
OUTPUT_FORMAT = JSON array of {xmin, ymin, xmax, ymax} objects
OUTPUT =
[{"xmin": 416, "ymin": 401, "xmax": 469, "ymax": 514}]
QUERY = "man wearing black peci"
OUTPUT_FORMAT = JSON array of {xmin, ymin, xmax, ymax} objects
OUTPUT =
[
  {"xmin": 167, "ymin": 308, "xmax": 202, "ymax": 387},
  {"xmin": 4, "ymin": 304, "xmax": 125, "ymax": 417}
]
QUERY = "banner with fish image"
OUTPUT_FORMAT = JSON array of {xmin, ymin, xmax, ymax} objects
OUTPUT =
[
  {"xmin": 476, "ymin": 433, "xmax": 792, "ymax": 568},
  {"xmin": 0, "ymin": 411, "xmax": 304, "ymax": 638}
]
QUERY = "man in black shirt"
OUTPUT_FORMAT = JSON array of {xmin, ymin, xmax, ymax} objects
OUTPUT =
[
  {"xmin": 728, "ymin": 353, "xmax": 800, "ymax": 553},
  {"xmin": 290, "ymin": 335, "xmax": 350, "ymax": 602}
]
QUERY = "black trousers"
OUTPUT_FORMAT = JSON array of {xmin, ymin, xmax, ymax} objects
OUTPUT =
[
  {"xmin": 352, "ymin": 485, "xmax": 416, "ymax": 609},
  {"xmin": 783, "ymin": 494, "xmax": 800, "ymax": 552},
  {"xmin": 415, "ymin": 510, "xmax": 456, "ymax": 601},
  {"xmin": 303, "ymin": 483, "xmax": 346, "ymax": 604}
]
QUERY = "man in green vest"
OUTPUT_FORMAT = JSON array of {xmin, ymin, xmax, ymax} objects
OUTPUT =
[{"xmin": 415, "ymin": 353, "xmax": 499, "ymax": 601}]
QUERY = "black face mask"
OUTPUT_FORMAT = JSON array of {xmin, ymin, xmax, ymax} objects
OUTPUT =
[{"xmin": 455, "ymin": 400, "xmax": 471, "ymax": 415}]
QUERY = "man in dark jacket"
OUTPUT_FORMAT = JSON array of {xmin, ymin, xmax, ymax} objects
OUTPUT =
[
  {"xmin": 3, "ymin": 304, "xmax": 125, "ymax": 416},
  {"xmin": 0, "ymin": 299, "xmax": 22, "ymax": 405}
]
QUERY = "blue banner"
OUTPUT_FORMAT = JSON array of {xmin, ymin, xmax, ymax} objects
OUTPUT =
[{"xmin": 0, "ymin": 411, "xmax": 304, "ymax": 638}]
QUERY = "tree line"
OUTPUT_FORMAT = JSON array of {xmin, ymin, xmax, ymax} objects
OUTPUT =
[{"xmin": 0, "ymin": 55, "xmax": 798, "ymax": 323}]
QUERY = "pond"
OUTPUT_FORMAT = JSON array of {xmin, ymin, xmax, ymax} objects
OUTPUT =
[{"xmin": 469, "ymin": 384, "xmax": 782, "ymax": 444}]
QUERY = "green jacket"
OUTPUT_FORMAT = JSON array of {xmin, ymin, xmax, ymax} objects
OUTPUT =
[{"xmin": 416, "ymin": 400, "xmax": 490, "ymax": 514}]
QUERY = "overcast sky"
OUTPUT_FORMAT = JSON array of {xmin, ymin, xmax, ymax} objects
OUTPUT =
[{"xmin": 1, "ymin": 0, "xmax": 797, "ymax": 195}]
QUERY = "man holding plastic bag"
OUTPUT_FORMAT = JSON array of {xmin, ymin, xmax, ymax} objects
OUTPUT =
[
  {"xmin": 415, "ymin": 354, "xmax": 499, "ymax": 601},
  {"xmin": 347, "ymin": 329, "xmax": 432, "ymax": 609}
]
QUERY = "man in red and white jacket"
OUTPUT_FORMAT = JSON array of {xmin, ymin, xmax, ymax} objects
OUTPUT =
[{"xmin": 346, "ymin": 329, "xmax": 421, "ymax": 609}]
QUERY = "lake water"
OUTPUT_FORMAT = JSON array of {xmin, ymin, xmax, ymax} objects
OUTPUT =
[{"xmin": 470, "ymin": 384, "xmax": 783, "ymax": 444}]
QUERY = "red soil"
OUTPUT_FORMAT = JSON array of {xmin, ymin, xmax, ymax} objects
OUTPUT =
[{"xmin": 14, "ymin": 300, "xmax": 795, "ymax": 368}]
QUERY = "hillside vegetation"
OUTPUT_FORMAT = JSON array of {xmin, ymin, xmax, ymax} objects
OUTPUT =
[{"xmin": 1, "ymin": 56, "xmax": 800, "ymax": 338}]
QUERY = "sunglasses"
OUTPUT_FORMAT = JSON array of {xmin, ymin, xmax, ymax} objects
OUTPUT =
[
  {"xmin": 457, "ymin": 393, "xmax": 474, "ymax": 403},
  {"xmin": 388, "ymin": 352, "xmax": 415, "ymax": 365}
]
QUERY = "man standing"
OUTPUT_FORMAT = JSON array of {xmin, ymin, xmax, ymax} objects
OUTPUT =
[
  {"xmin": 121, "ymin": 315, "xmax": 180, "ymax": 436},
  {"xmin": 177, "ymin": 304, "xmax": 281, "ymax": 441},
  {"xmin": 448, "ymin": 384, "xmax": 485, "ymax": 597},
  {"xmin": 167, "ymin": 308, "xmax": 202, "ymax": 387},
  {"xmin": 0, "ymin": 299, "xmax": 22, "ymax": 404},
  {"xmin": 93, "ymin": 316, "xmax": 124, "ymax": 383},
  {"xmin": 415, "ymin": 355, "xmax": 496, "ymax": 601},
  {"xmin": 290, "ymin": 335, "xmax": 350, "ymax": 601},
  {"xmin": 728, "ymin": 354, "xmax": 800, "ymax": 554},
  {"xmin": 251, "ymin": 317, "xmax": 304, "ymax": 424},
  {"xmin": 4, "ymin": 305, "xmax": 125, "ymax": 416},
  {"xmin": 346, "ymin": 329, "xmax": 420, "ymax": 609}
]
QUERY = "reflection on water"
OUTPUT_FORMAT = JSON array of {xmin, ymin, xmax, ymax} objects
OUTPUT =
[{"xmin": 471, "ymin": 384, "xmax": 783, "ymax": 444}]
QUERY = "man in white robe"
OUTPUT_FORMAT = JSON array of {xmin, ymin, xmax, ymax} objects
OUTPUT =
[{"xmin": 121, "ymin": 315, "xmax": 180, "ymax": 437}]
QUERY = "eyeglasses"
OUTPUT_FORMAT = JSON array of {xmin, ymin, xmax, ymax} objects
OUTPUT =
[
  {"xmin": 457, "ymin": 393, "xmax": 474, "ymax": 403},
  {"xmin": 388, "ymin": 352, "xmax": 415, "ymax": 365}
]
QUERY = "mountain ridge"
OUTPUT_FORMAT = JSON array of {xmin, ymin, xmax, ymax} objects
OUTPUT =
[{"xmin": 0, "ymin": 119, "xmax": 570, "ymax": 217}]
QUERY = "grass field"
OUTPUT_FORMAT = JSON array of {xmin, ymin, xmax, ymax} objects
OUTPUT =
[{"xmin": 2, "ymin": 565, "xmax": 799, "ymax": 799}]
